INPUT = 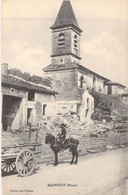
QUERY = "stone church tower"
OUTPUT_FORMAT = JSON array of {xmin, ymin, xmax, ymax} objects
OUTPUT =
[
  {"xmin": 44, "ymin": 0, "xmax": 94, "ymax": 118},
  {"xmin": 50, "ymin": 0, "xmax": 82, "ymax": 66}
]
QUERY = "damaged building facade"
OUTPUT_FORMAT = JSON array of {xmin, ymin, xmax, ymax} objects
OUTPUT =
[
  {"xmin": 43, "ymin": 0, "xmax": 126, "ymax": 120},
  {"xmin": 2, "ymin": 0, "xmax": 127, "ymax": 127},
  {"xmin": 1, "ymin": 64, "xmax": 57, "ymax": 131}
]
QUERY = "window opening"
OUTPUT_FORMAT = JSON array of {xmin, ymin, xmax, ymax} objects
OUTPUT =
[
  {"xmin": 74, "ymin": 40, "xmax": 77, "ymax": 44},
  {"xmin": 27, "ymin": 108, "xmax": 33, "ymax": 125},
  {"xmin": 60, "ymin": 58, "xmax": 64, "ymax": 63},
  {"xmin": 108, "ymin": 86, "xmax": 112, "ymax": 95},
  {"xmin": 58, "ymin": 33, "xmax": 65, "ymax": 47},
  {"xmin": 43, "ymin": 104, "xmax": 47, "ymax": 116},
  {"xmin": 28, "ymin": 91, "xmax": 35, "ymax": 101},
  {"xmin": 74, "ymin": 34, "xmax": 77, "ymax": 39},
  {"xmin": 93, "ymin": 77, "xmax": 96, "ymax": 85},
  {"xmin": 74, "ymin": 34, "xmax": 78, "ymax": 54},
  {"xmin": 86, "ymin": 109, "xmax": 89, "ymax": 117},
  {"xmin": 80, "ymin": 75, "xmax": 84, "ymax": 88}
]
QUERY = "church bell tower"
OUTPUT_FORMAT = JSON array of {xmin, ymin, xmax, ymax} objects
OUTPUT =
[{"xmin": 50, "ymin": 0, "xmax": 82, "ymax": 65}]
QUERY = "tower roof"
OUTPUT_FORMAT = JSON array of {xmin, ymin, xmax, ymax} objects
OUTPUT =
[{"xmin": 51, "ymin": 0, "xmax": 82, "ymax": 33}]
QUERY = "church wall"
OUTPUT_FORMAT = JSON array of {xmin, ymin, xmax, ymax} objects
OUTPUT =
[
  {"xmin": 51, "ymin": 28, "xmax": 81, "ymax": 65},
  {"xmin": 51, "ymin": 55, "xmax": 71, "ymax": 65},
  {"xmin": 44, "ymin": 69, "xmax": 95, "ymax": 118},
  {"xmin": 51, "ymin": 55, "xmax": 80, "ymax": 65},
  {"xmin": 77, "ymin": 71, "xmax": 107, "ymax": 94},
  {"xmin": 96, "ymin": 77, "xmax": 106, "ymax": 93},
  {"xmin": 71, "ymin": 56, "xmax": 80, "ymax": 64},
  {"xmin": 44, "ymin": 69, "xmax": 81, "ymax": 101},
  {"xmin": 71, "ymin": 30, "xmax": 80, "ymax": 57},
  {"xmin": 51, "ymin": 29, "xmax": 71, "ymax": 57}
]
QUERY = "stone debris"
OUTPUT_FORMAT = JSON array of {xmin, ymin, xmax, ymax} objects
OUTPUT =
[
  {"xmin": 106, "ymin": 145, "xmax": 113, "ymax": 150},
  {"xmin": 91, "ymin": 108, "xmax": 111, "ymax": 122},
  {"xmin": 87, "ymin": 148, "xmax": 99, "ymax": 153},
  {"xmin": 2, "ymin": 111, "xmax": 128, "ymax": 164}
]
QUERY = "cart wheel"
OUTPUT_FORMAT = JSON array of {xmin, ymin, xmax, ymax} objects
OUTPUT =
[
  {"xmin": 16, "ymin": 149, "xmax": 35, "ymax": 177},
  {"xmin": 1, "ymin": 159, "xmax": 16, "ymax": 175}
]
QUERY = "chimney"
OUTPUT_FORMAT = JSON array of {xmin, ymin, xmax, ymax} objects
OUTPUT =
[{"xmin": 1, "ymin": 63, "xmax": 8, "ymax": 75}]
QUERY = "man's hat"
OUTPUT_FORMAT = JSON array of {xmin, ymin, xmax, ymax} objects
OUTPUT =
[{"xmin": 60, "ymin": 123, "xmax": 67, "ymax": 127}]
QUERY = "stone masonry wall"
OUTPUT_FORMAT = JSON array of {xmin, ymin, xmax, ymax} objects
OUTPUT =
[
  {"xmin": 52, "ymin": 29, "xmax": 71, "ymax": 56},
  {"xmin": 46, "ymin": 69, "xmax": 82, "ymax": 101}
]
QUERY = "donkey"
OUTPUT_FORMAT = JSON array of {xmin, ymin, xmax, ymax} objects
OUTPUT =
[{"xmin": 45, "ymin": 133, "xmax": 79, "ymax": 166}]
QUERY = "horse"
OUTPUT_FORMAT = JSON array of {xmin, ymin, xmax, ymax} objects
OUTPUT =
[{"xmin": 45, "ymin": 133, "xmax": 79, "ymax": 166}]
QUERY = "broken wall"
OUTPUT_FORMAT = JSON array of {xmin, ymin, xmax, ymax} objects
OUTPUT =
[
  {"xmin": 56, "ymin": 101, "xmax": 78, "ymax": 114},
  {"xmin": 35, "ymin": 93, "xmax": 57, "ymax": 125},
  {"xmin": 79, "ymin": 90, "xmax": 94, "ymax": 122}
]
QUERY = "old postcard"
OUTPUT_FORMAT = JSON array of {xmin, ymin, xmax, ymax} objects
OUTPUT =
[{"xmin": 1, "ymin": 0, "xmax": 128, "ymax": 194}]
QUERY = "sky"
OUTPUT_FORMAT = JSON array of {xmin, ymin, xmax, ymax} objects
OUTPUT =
[{"xmin": 1, "ymin": 0, "xmax": 128, "ymax": 86}]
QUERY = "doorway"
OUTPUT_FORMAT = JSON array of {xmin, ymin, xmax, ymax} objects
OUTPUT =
[
  {"xmin": 108, "ymin": 86, "xmax": 112, "ymax": 95},
  {"xmin": 2, "ymin": 95, "xmax": 22, "ymax": 131},
  {"xmin": 27, "ymin": 108, "xmax": 33, "ymax": 125}
]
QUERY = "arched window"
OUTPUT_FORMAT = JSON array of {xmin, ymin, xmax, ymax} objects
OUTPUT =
[
  {"xmin": 59, "ymin": 33, "xmax": 65, "ymax": 40},
  {"xmin": 80, "ymin": 75, "xmax": 84, "ymax": 88},
  {"xmin": 58, "ymin": 33, "xmax": 65, "ymax": 47}
]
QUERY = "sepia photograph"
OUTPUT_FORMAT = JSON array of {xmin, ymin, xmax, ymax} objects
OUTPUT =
[{"xmin": 1, "ymin": 0, "xmax": 128, "ymax": 194}]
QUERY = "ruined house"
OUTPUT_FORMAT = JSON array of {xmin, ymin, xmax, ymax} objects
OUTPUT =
[
  {"xmin": 43, "ymin": 0, "xmax": 126, "ymax": 119},
  {"xmin": 1, "ymin": 63, "xmax": 57, "ymax": 131}
]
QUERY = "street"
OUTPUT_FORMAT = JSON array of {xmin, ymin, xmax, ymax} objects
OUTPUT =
[{"xmin": 2, "ymin": 148, "xmax": 128, "ymax": 195}]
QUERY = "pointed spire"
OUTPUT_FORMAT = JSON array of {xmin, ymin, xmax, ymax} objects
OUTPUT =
[{"xmin": 51, "ymin": 0, "xmax": 82, "ymax": 33}]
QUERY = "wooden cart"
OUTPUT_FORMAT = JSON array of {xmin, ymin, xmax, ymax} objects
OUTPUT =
[{"xmin": 1, "ymin": 125, "xmax": 41, "ymax": 177}]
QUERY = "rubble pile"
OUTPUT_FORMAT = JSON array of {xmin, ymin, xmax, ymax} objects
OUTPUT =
[
  {"xmin": 91, "ymin": 102, "xmax": 111, "ymax": 122},
  {"xmin": 43, "ymin": 112, "xmax": 128, "ymax": 154},
  {"xmin": 50, "ymin": 112, "xmax": 87, "ymax": 136},
  {"xmin": 2, "ymin": 111, "xmax": 128, "ymax": 164},
  {"xmin": 91, "ymin": 108, "xmax": 111, "ymax": 122}
]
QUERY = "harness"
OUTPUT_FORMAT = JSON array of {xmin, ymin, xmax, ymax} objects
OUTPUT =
[
  {"xmin": 49, "ymin": 135, "xmax": 78, "ymax": 149},
  {"xmin": 61, "ymin": 138, "xmax": 71, "ymax": 151}
]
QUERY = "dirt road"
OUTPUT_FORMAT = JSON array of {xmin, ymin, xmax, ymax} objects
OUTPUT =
[{"xmin": 2, "ymin": 148, "xmax": 128, "ymax": 195}]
